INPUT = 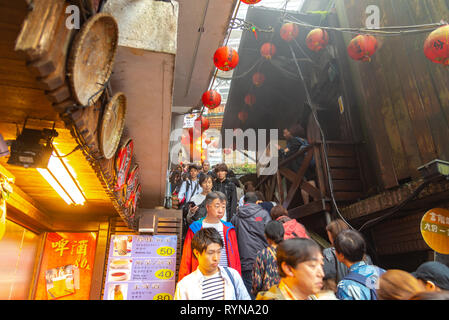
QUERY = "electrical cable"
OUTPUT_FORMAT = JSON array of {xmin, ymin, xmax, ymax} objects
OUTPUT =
[
  {"xmin": 357, "ymin": 174, "xmax": 444, "ymax": 232},
  {"xmin": 52, "ymin": 145, "xmax": 82, "ymax": 158}
]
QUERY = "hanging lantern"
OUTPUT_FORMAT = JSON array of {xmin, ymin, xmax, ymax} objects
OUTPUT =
[
  {"xmin": 238, "ymin": 110, "xmax": 249, "ymax": 122},
  {"xmin": 347, "ymin": 34, "xmax": 378, "ymax": 62},
  {"xmin": 195, "ymin": 116, "xmax": 210, "ymax": 132},
  {"xmin": 252, "ymin": 72, "xmax": 265, "ymax": 87},
  {"xmin": 424, "ymin": 25, "xmax": 449, "ymax": 66},
  {"xmin": 280, "ymin": 23, "xmax": 299, "ymax": 42},
  {"xmin": 306, "ymin": 28, "xmax": 329, "ymax": 52},
  {"xmin": 223, "ymin": 148, "xmax": 232, "ymax": 155},
  {"xmin": 244, "ymin": 93, "xmax": 256, "ymax": 106},
  {"xmin": 214, "ymin": 46, "xmax": 239, "ymax": 71},
  {"xmin": 240, "ymin": 0, "xmax": 261, "ymax": 4},
  {"xmin": 260, "ymin": 43, "xmax": 276, "ymax": 59},
  {"xmin": 205, "ymin": 138, "xmax": 211, "ymax": 145},
  {"xmin": 202, "ymin": 90, "xmax": 221, "ymax": 109}
]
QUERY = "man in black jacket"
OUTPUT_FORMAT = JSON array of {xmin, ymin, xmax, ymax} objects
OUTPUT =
[
  {"xmin": 212, "ymin": 163, "xmax": 237, "ymax": 222},
  {"xmin": 231, "ymin": 192, "xmax": 272, "ymax": 299}
]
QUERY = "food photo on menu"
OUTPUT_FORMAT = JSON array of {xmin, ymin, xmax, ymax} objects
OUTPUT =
[
  {"xmin": 112, "ymin": 235, "xmax": 133, "ymax": 256},
  {"xmin": 108, "ymin": 258, "xmax": 132, "ymax": 282},
  {"xmin": 107, "ymin": 283, "xmax": 128, "ymax": 300}
]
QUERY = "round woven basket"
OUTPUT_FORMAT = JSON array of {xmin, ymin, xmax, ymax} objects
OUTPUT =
[
  {"xmin": 99, "ymin": 92, "xmax": 127, "ymax": 160},
  {"xmin": 68, "ymin": 13, "xmax": 119, "ymax": 106}
]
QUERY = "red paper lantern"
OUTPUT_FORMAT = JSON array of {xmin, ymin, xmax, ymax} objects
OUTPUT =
[
  {"xmin": 244, "ymin": 93, "xmax": 256, "ymax": 106},
  {"xmin": 252, "ymin": 72, "xmax": 265, "ymax": 87},
  {"xmin": 260, "ymin": 43, "xmax": 276, "ymax": 59},
  {"xmin": 424, "ymin": 25, "xmax": 449, "ymax": 66},
  {"xmin": 195, "ymin": 116, "xmax": 210, "ymax": 132},
  {"xmin": 238, "ymin": 110, "xmax": 249, "ymax": 122},
  {"xmin": 347, "ymin": 34, "xmax": 378, "ymax": 62},
  {"xmin": 214, "ymin": 46, "xmax": 239, "ymax": 71},
  {"xmin": 240, "ymin": 0, "xmax": 261, "ymax": 4},
  {"xmin": 306, "ymin": 28, "xmax": 329, "ymax": 52},
  {"xmin": 223, "ymin": 148, "xmax": 232, "ymax": 155},
  {"xmin": 205, "ymin": 138, "xmax": 211, "ymax": 145},
  {"xmin": 280, "ymin": 23, "xmax": 299, "ymax": 42},
  {"xmin": 202, "ymin": 90, "xmax": 221, "ymax": 109}
]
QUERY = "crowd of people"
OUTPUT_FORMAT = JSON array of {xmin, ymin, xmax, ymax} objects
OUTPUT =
[{"xmin": 169, "ymin": 161, "xmax": 449, "ymax": 301}]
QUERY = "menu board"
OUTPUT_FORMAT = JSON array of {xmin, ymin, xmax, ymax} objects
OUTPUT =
[{"xmin": 103, "ymin": 234, "xmax": 177, "ymax": 300}]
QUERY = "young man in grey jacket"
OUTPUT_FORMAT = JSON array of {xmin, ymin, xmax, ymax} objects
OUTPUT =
[{"xmin": 231, "ymin": 192, "xmax": 272, "ymax": 299}]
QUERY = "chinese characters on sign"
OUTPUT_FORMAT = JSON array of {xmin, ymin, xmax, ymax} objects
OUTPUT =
[
  {"xmin": 35, "ymin": 232, "xmax": 97, "ymax": 300},
  {"xmin": 420, "ymin": 208, "xmax": 449, "ymax": 255},
  {"xmin": 103, "ymin": 235, "xmax": 177, "ymax": 300}
]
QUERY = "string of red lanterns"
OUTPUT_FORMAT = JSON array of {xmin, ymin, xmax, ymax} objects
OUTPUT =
[
  {"xmin": 202, "ymin": 89, "xmax": 221, "ymax": 109},
  {"xmin": 260, "ymin": 42, "xmax": 276, "ymax": 59},
  {"xmin": 200, "ymin": 14, "xmax": 448, "ymax": 145},
  {"xmin": 424, "ymin": 25, "xmax": 449, "ymax": 66},
  {"xmin": 306, "ymin": 28, "xmax": 329, "ymax": 52}
]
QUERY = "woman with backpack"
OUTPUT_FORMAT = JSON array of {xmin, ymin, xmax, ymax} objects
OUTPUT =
[{"xmin": 270, "ymin": 205, "xmax": 309, "ymax": 240}]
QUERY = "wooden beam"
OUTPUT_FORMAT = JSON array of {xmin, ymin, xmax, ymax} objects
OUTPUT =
[
  {"xmin": 282, "ymin": 150, "xmax": 314, "ymax": 209},
  {"xmin": 279, "ymin": 167, "xmax": 296, "ymax": 183},
  {"xmin": 1, "ymin": 163, "xmax": 54, "ymax": 231},
  {"xmin": 288, "ymin": 200, "xmax": 331, "ymax": 220},
  {"xmin": 300, "ymin": 180, "xmax": 322, "ymax": 201}
]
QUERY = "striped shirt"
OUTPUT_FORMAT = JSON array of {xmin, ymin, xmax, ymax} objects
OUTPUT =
[
  {"xmin": 202, "ymin": 222, "xmax": 228, "ymax": 267},
  {"xmin": 201, "ymin": 272, "xmax": 224, "ymax": 300}
]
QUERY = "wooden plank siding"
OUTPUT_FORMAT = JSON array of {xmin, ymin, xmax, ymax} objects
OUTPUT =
[{"xmin": 334, "ymin": 0, "xmax": 449, "ymax": 191}]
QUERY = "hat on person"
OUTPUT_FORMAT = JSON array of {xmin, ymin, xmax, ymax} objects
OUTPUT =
[{"xmin": 411, "ymin": 261, "xmax": 449, "ymax": 290}]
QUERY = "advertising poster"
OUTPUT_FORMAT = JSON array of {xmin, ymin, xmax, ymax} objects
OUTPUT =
[
  {"xmin": 34, "ymin": 232, "xmax": 97, "ymax": 300},
  {"xmin": 103, "ymin": 234, "xmax": 177, "ymax": 300}
]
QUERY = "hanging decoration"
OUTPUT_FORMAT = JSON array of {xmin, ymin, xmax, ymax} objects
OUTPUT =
[
  {"xmin": 280, "ymin": 23, "xmax": 299, "ymax": 42},
  {"xmin": 244, "ymin": 93, "xmax": 256, "ymax": 106},
  {"xmin": 214, "ymin": 46, "xmax": 239, "ymax": 71},
  {"xmin": 114, "ymin": 139, "xmax": 133, "ymax": 192},
  {"xmin": 306, "ymin": 28, "xmax": 329, "ymax": 52},
  {"xmin": 195, "ymin": 116, "xmax": 210, "ymax": 132},
  {"xmin": 252, "ymin": 72, "xmax": 265, "ymax": 87},
  {"xmin": 124, "ymin": 164, "xmax": 139, "ymax": 209},
  {"xmin": 238, "ymin": 110, "xmax": 249, "ymax": 122},
  {"xmin": 223, "ymin": 148, "xmax": 232, "ymax": 155},
  {"xmin": 347, "ymin": 34, "xmax": 378, "ymax": 62},
  {"xmin": 240, "ymin": 0, "xmax": 262, "ymax": 4},
  {"xmin": 205, "ymin": 138, "xmax": 211, "ymax": 145},
  {"xmin": 202, "ymin": 90, "xmax": 222, "ymax": 109},
  {"xmin": 260, "ymin": 42, "xmax": 276, "ymax": 59},
  {"xmin": 424, "ymin": 25, "xmax": 449, "ymax": 66}
]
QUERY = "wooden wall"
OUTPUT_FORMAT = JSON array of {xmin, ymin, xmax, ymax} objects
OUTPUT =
[{"xmin": 334, "ymin": 0, "xmax": 449, "ymax": 190}]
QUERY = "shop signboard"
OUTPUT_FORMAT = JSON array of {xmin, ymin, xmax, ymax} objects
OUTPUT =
[
  {"xmin": 103, "ymin": 234, "xmax": 177, "ymax": 300},
  {"xmin": 421, "ymin": 208, "xmax": 449, "ymax": 255},
  {"xmin": 34, "ymin": 232, "xmax": 97, "ymax": 300},
  {"xmin": 183, "ymin": 113, "xmax": 199, "ymax": 129}
]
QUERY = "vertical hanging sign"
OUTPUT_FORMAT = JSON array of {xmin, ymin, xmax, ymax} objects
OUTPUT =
[{"xmin": 103, "ymin": 234, "xmax": 177, "ymax": 300}]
